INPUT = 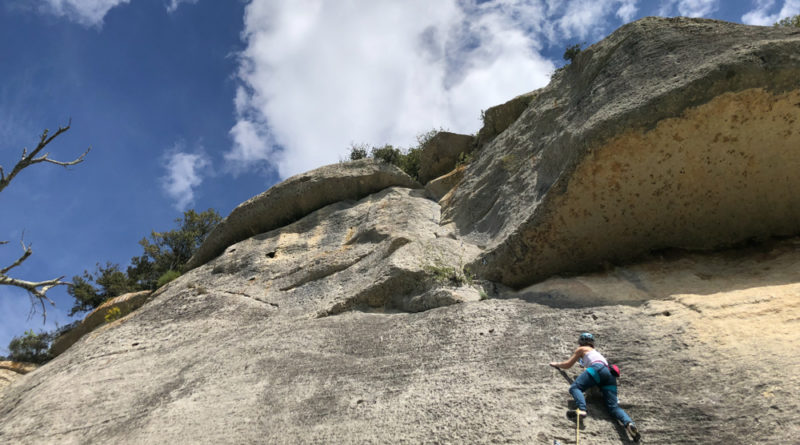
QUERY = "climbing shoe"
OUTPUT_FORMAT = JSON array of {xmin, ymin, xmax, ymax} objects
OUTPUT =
[
  {"xmin": 626, "ymin": 422, "xmax": 641, "ymax": 442},
  {"xmin": 566, "ymin": 409, "xmax": 587, "ymax": 419}
]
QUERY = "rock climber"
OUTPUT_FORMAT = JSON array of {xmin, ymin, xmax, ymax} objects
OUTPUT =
[{"xmin": 549, "ymin": 332, "xmax": 640, "ymax": 441}]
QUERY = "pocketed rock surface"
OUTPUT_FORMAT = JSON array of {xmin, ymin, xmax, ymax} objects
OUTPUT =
[
  {"xmin": 1, "ymin": 17, "xmax": 799, "ymax": 445},
  {"xmin": 443, "ymin": 17, "xmax": 800, "ymax": 288}
]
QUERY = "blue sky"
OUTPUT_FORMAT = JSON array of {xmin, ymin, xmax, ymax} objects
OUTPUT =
[{"xmin": 1, "ymin": 0, "xmax": 798, "ymax": 355}]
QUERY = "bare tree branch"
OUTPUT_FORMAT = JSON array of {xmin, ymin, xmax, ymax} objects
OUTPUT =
[
  {"xmin": 0, "ymin": 239, "xmax": 33, "ymax": 275},
  {"xmin": 0, "ymin": 236, "xmax": 67, "ymax": 321},
  {"xmin": 0, "ymin": 121, "xmax": 91, "ymax": 194},
  {"xmin": 0, "ymin": 274, "xmax": 62, "ymax": 321},
  {"xmin": 1, "ymin": 122, "xmax": 89, "ymax": 321}
]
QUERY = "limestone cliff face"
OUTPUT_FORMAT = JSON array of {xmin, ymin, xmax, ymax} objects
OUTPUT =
[
  {"xmin": 442, "ymin": 17, "xmax": 800, "ymax": 288},
  {"xmin": 1, "ymin": 17, "xmax": 799, "ymax": 445}
]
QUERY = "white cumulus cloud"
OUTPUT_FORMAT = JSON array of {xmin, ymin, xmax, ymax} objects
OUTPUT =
[
  {"xmin": 658, "ymin": 0, "xmax": 718, "ymax": 17},
  {"xmin": 617, "ymin": 0, "xmax": 639, "ymax": 22},
  {"xmin": 162, "ymin": 147, "xmax": 210, "ymax": 211},
  {"xmin": 557, "ymin": 0, "xmax": 640, "ymax": 39},
  {"xmin": 40, "ymin": 0, "xmax": 131, "ymax": 27},
  {"xmin": 742, "ymin": 0, "xmax": 800, "ymax": 25},
  {"xmin": 230, "ymin": 0, "xmax": 645, "ymax": 179},
  {"xmin": 165, "ymin": 0, "xmax": 198, "ymax": 14}
]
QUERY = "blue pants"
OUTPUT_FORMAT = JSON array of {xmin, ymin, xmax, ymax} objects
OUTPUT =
[{"xmin": 569, "ymin": 364, "xmax": 633, "ymax": 426}]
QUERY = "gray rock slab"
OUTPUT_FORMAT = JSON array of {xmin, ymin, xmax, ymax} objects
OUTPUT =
[
  {"xmin": 51, "ymin": 291, "xmax": 152, "ymax": 357},
  {"xmin": 0, "ymin": 171, "xmax": 797, "ymax": 444},
  {"xmin": 2, "ymin": 246, "xmax": 798, "ymax": 443},
  {"xmin": 418, "ymin": 132, "xmax": 475, "ymax": 185},
  {"xmin": 475, "ymin": 90, "xmax": 538, "ymax": 148},
  {"xmin": 181, "ymin": 186, "xmax": 482, "ymax": 319},
  {"xmin": 186, "ymin": 159, "xmax": 420, "ymax": 270},
  {"xmin": 442, "ymin": 17, "xmax": 800, "ymax": 288},
  {"xmin": 424, "ymin": 165, "xmax": 465, "ymax": 202}
]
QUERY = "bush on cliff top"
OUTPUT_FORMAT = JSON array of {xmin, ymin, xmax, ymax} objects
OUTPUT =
[
  {"xmin": 156, "ymin": 269, "xmax": 182, "ymax": 288},
  {"xmin": 346, "ymin": 129, "xmax": 441, "ymax": 181},
  {"xmin": 775, "ymin": 14, "xmax": 800, "ymax": 27},
  {"xmin": 69, "ymin": 208, "xmax": 221, "ymax": 317},
  {"xmin": 6, "ymin": 330, "xmax": 54, "ymax": 364}
]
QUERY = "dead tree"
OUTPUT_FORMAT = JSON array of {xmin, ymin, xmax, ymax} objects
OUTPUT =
[{"xmin": 0, "ymin": 122, "xmax": 90, "ymax": 320}]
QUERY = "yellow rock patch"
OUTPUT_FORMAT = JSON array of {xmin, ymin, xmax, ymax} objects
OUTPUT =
[{"xmin": 521, "ymin": 88, "xmax": 800, "ymax": 283}]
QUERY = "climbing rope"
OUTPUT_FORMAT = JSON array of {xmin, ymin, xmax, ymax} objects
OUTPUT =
[{"xmin": 575, "ymin": 408, "xmax": 581, "ymax": 445}]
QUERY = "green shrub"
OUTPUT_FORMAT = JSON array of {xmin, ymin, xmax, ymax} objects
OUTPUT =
[
  {"xmin": 68, "ymin": 262, "xmax": 136, "ymax": 316},
  {"xmin": 563, "ymin": 43, "xmax": 584, "ymax": 63},
  {"xmin": 370, "ymin": 145, "xmax": 402, "ymax": 165},
  {"xmin": 104, "ymin": 306, "xmax": 122, "ymax": 323},
  {"xmin": 456, "ymin": 151, "xmax": 474, "ymax": 167},
  {"xmin": 775, "ymin": 14, "xmax": 800, "ymax": 27},
  {"xmin": 6, "ymin": 330, "xmax": 54, "ymax": 364},
  {"xmin": 415, "ymin": 128, "xmax": 440, "ymax": 147},
  {"xmin": 424, "ymin": 264, "xmax": 472, "ymax": 286},
  {"xmin": 128, "ymin": 208, "xmax": 222, "ymax": 290},
  {"xmin": 156, "ymin": 269, "xmax": 181, "ymax": 288},
  {"xmin": 348, "ymin": 143, "xmax": 368, "ymax": 160},
  {"xmin": 399, "ymin": 146, "xmax": 422, "ymax": 180},
  {"xmin": 368, "ymin": 144, "xmax": 423, "ymax": 180},
  {"xmin": 70, "ymin": 208, "xmax": 221, "ymax": 317},
  {"xmin": 424, "ymin": 265, "xmax": 461, "ymax": 285},
  {"xmin": 348, "ymin": 128, "xmax": 447, "ymax": 181}
]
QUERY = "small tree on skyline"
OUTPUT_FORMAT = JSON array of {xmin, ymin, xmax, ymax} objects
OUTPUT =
[
  {"xmin": 775, "ymin": 14, "xmax": 800, "ymax": 27},
  {"xmin": 127, "ymin": 208, "xmax": 222, "ymax": 290},
  {"xmin": 68, "ymin": 262, "xmax": 138, "ymax": 316},
  {"xmin": 6, "ymin": 330, "xmax": 54, "ymax": 364}
]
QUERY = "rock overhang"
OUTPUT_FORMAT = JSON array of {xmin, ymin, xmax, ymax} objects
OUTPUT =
[
  {"xmin": 441, "ymin": 17, "xmax": 800, "ymax": 288},
  {"xmin": 475, "ymin": 87, "xmax": 800, "ymax": 287}
]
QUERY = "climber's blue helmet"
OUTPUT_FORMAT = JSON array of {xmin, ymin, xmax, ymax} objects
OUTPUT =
[{"xmin": 578, "ymin": 332, "xmax": 595, "ymax": 346}]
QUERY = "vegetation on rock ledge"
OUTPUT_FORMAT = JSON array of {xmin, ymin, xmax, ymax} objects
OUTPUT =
[
  {"xmin": 775, "ymin": 14, "xmax": 800, "ymax": 27},
  {"xmin": 347, "ymin": 128, "xmax": 442, "ymax": 181},
  {"xmin": 68, "ymin": 208, "xmax": 221, "ymax": 316}
]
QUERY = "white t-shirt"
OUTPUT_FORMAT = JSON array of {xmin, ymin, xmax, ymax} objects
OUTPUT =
[{"xmin": 579, "ymin": 349, "xmax": 608, "ymax": 368}]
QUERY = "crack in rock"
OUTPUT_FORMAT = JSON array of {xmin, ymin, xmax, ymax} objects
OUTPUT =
[{"xmin": 222, "ymin": 290, "xmax": 279, "ymax": 308}]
